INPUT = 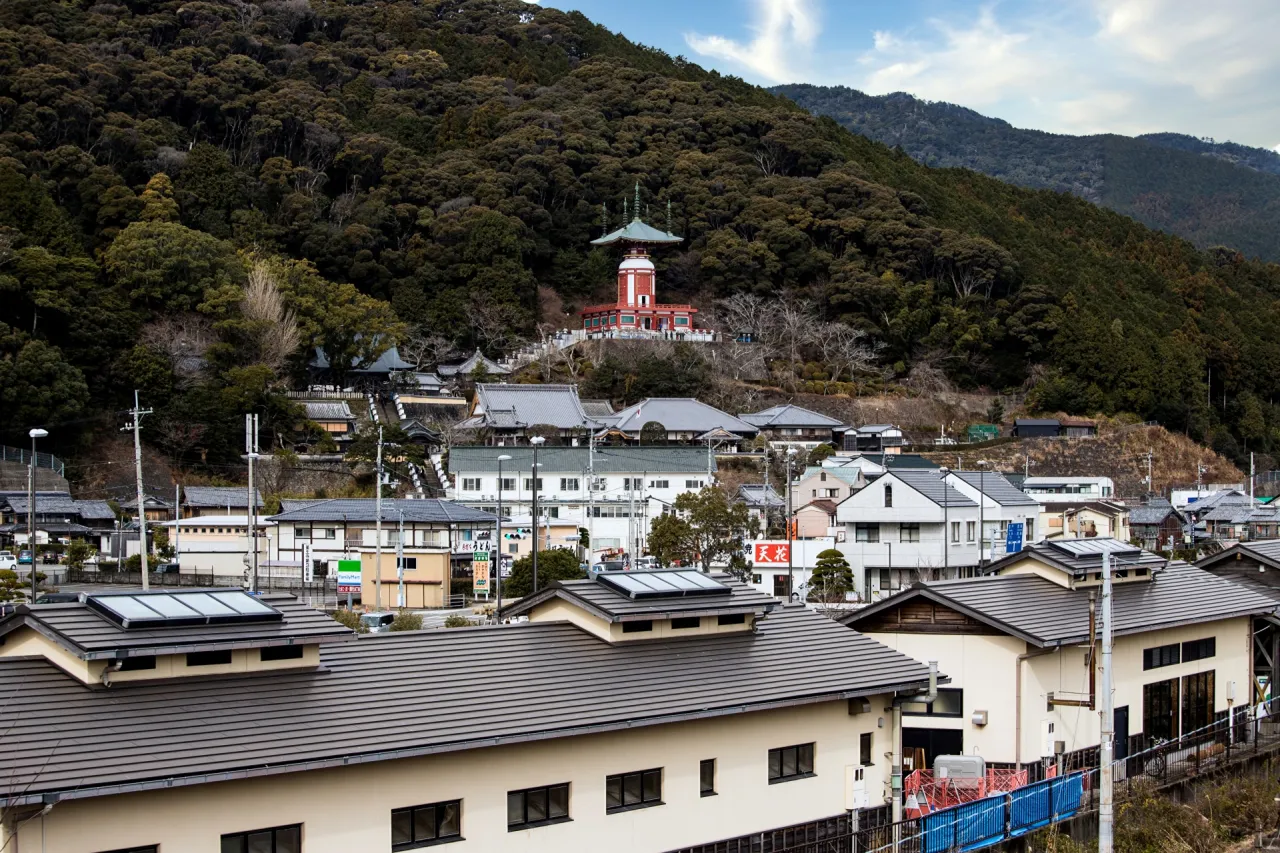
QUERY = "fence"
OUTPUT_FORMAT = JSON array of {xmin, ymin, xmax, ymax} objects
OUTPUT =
[
  {"xmin": 667, "ymin": 813, "xmax": 855, "ymax": 853},
  {"xmin": 0, "ymin": 445, "xmax": 65, "ymax": 478}
]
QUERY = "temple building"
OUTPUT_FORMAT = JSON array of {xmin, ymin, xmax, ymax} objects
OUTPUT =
[{"xmin": 580, "ymin": 188, "xmax": 699, "ymax": 336}]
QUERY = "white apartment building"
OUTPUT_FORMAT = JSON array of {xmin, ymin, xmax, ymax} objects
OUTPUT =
[
  {"xmin": 835, "ymin": 469, "xmax": 980, "ymax": 599},
  {"xmin": 448, "ymin": 446, "xmax": 714, "ymax": 559},
  {"xmin": 1021, "ymin": 476, "xmax": 1115, "ymax": 503}
]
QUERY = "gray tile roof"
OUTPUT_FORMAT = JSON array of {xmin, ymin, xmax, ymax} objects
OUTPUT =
[
  {"xmin": 856, "ymin": 424, "xmax": 900, "ymax": 433},
  {"xmin": 309, "ymin": 342, "xmax": 414, "ymax": 373},
  {"xmin": 447, "ymin": 446, "xmax": 715, "ymax": 475},
  {"xmin": 0, "ymin": 605, "xmax": 933, "ymax": 806},
  {"xmin": 608, "ymin": 398, "xmax": 759, "ymax": 435},
  {"xmin": 183, "ymin": 486, "xmax": 264, "ymax": 509},
  {"xmin": 268, "ymin": 498, "xmax": 495, "ymax": 525},
  {"xmin": 4, "ymin": 495, "xmax": 81, "ymax": 515},
  {"xmin": 472, "ymin": 383, "xmax": 595, "ymax": 430},
  {"xmin": 437, "ymin": 350, "xmax": 510, "ymax": 377},
  {"xmin": 73, "ymin": 500, "xmax": 117, "ymax": 521},
  {"xmin": 984, "ymin": 538, "xmax": 1165, "ymax": 578},
  {"xmin": 948, "ymin": 471, "xmax": 1040, "ymax": 507},
  {"xmin": 1184, "ymin": 489, "xmax": 1253, "ymax": 513},
  {"xmin": 579, "ymin": 399, "xmax": 616, "ymax": 418},
  {"xmin": 0, "ymin": 594, "xmax": 352, "ymax": 660},
  {"xmin": 1197, "ymin": 541, "xmax": 1280, "ymax": 590},
  {"xmin": 738, "ymin": 484, "xmax": 784, "ymax": 508},
  {"xmin": 1130, "ymin": 500, "xmax": 1178, "ymax": 525},
  {"xmin": 890, "ymin": 469, "xmax": 977, "ymax": 508},
  {"xmin": 303, "ymin": 401, "xmax": 355, "ymax": 421},
  {"xmin": 847, "ymin": 562, "xmax": 1277, "ymax": 646},
  {"xmin": 504, "ymin": 574, "xmax": 778, "ymax": 622},
  {"xmin": 739, "ymin": 404, "xmax": 844, "ymax": 429},
  {"xmin": 278, "ymin": 499, "xmax": 326, "ymax": 514}
]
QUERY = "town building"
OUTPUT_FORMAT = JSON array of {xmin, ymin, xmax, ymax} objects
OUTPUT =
[
  {"xmin": 795, "ymin": 465, "xmax": 866, "ymax": 505},
  {"xmin": 600, "ymin": 398, "xmax": 759, "ymax": 448},
  {"xmin": 458, "ymin": 383, "xmax": 602, "ymax": 445},
  {"xmin": 1171, "ymin": 485, "xmax": 1246, "ymax": 510},
  {"xmin": 0, "ymin": 493, "xmax": 115, "ymax": 550},
  {"xmin": 738, "ymin": 404, "xmax": 844, "ymax": 450},
  {"xmin": 794, "ymin": 499, "xmax": 838, "ymax": 539},
  {"xmin": 436, "ymin": 349, "xmax": 511, "ymax": 385},
  {"xmin": 1129, "ymin": 498, "xmax": 1186, "ymax": 550},
  {"xmin": 1011, "ymin": 418, "xmax": 1061, "ymax": 438},
  {"xmin": 117, "ymin": 493, "xmax": 173, "ymax": 522},
  {"xmin": 0, "ymin": 577, "xmax": 935, "ymax": 853},
  {"xmin": 834, "ymin": 469, "xmax": 981, "ymax": 599},
  {"xmin": 580, "ymin": 194, "xmax": 700, "ymax": 337},
  {"xmin": 941, "ymin": 470, "xmax": 1041, "ymax": 560},
  {"xmin": 182, "ymin": 486, "xmax": 264, "ymax": 519},
  {"xmin": 844, "ymin": 539, "xmax": 1276, "ymax": 772},
  {"xmin": 744, "ymin": 538, "xmax": 839, "ymax": 600},
  {"xmin": 736, "ymin": 483, "xmax": 784, "ymax": 531},
  {"xmin": 303, "ymin": 400, "xmax": 357, "ymax": 444},
  {"xmin": 1036, "ymin": 500, "xmax": 1131, "ymax": 543},
  {"xmin": 162, "ymin": 514, "xmax": 271, "ymax": 578},
  {"xmin": 838, "ymin": 424, "xmax": 905, "ymax": 454},
  {"xmin": 447, "ymin": 446, "xmax": 713, "ymax": 560},
  {"xmin": 1020, "ymin": 476, "xmax": 1115, "ymax": 503}
]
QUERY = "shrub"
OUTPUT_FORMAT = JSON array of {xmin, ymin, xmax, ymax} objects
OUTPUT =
[
  {"xmin": 330, "ymin": 609, "xmax": 368, "ymax": 633},
  {"xmin": 443, "ymin": 614, "xmax": 471, "ymax": 629},
  {"xmin": 1115, "ymin": 784, "xmax": 1216, "ymax": 853},
  {"xmin": 389, "ymin": 609, "xmax": 423, "ymax": 631},
  {"xmin": 1195, "ymin": 774, "xmax": 1280, "ymax": 840}
]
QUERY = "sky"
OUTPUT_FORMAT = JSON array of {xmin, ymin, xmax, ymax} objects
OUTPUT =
[{"xmin": 532, "ymin": 0, "xmax": 1280, "ymax": 152}]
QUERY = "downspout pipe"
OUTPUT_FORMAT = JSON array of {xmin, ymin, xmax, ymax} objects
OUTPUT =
[
  {"xmin": 890, "ymin": 661, "xmax": 938, "ymax": 824},
  {"xmin": 892, "ymin": 660, "xmax": 939, "ymax": 707}
]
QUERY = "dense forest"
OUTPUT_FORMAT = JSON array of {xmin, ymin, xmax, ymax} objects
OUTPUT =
[
  {"xmin": 0, "ymin": 0, "xmax": 1278, "ymax": 470},
  {"xmin": 776, "ymin": 84, "xmax": 1280, "ymax": 262}
]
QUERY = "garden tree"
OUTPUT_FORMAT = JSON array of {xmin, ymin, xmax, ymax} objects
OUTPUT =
[
  {"xmin": 0, "ymin": 570, "xmax": 21, "ymax": 603},
  {"xmin": 65, "ymin": 541, "xmax": 92, "ymax": 571},
  {"xmin": 389, "ymin": 610, "xmax": 423, "ymax": 631},
  {"xmin": 504, "ymin": 547, "xmax": 585, "ymax": 597},
  {"xmin": 104, "ymin": 221, "xmax": 244, "ymax": 312},
  {"xmin": 639, "ymin": 421, "xmax": 667, "ymax": 444},
  {"xmin": 808, "ymin": 549, "xmax": 854, "ymax": 605},
  {"xmin": 807, "ymin": 444, "xmax": 835, "ymax": 466},
  {"xmin": 647, "ymin": 487, "xmax": 759, "ymax": 571},
  {"xmin": 345, "ymin": 423, "xmax": 426, "ymax": 469}
]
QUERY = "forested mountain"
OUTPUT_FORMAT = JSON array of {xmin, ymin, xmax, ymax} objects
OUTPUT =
[
  {"xmin": 775, "ymin": 84, "xmax": 1280, "ymax": 262},
  {"xmin": 0, "ymin": 0, "xmax": 1278, "ymax": 471}
]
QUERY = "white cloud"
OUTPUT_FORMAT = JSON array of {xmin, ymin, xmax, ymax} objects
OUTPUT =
[{"xmin": 684, "ymin": 0, "xmax": 820, "ymax": 83}]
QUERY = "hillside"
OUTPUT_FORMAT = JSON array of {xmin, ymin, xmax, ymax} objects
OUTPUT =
[
  {"xmin": 0, "ymin": 0, "xmax": 1278, "ymax": 477},
  {"xmin": 774, "ymin": 84, "xmax": 1280, "ymax": 261}
]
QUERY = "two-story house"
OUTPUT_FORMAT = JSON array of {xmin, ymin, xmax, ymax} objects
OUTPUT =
[
  {"xmin": 942, "ymin": 470, "xmax": 1041, "ymax": 560},
  {"xmin": 738, "ymin": 404, "xmax": 843, "ymax": 451},
  {"xmin": 795, "ymin": 466, "xmax": 866, "ymax": 506},
  {"xmin": 447, "ymin": 446, "xmax": 714, "ymax": 560},
  {"xmin": 835, "ymin": 469, "xmax": 980, "ymax": 599},
  {"xmin": 838, "ymin": 424, "xmax": 905, "ymax": 454},
  {"xmin": 1130, "ymin": 498, "xmax": 1186, "ymax": 550}
]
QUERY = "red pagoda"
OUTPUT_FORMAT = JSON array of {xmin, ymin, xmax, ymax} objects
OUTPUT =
[{"xmin": 580, "ymin": 185, "xmax": 697, "ymax": 336}]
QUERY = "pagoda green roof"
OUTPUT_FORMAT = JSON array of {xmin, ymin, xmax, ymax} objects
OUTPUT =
[{"xmin": 590, "ymin": 217, "xmax": 683, "ymax": 246}]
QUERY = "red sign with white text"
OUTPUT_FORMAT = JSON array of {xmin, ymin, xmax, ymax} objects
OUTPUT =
[{"xmin": 753, "ymin": 542, "xmax": 791, "ymax": 566}]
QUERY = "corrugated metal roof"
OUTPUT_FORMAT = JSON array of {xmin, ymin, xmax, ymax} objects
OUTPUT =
[
  {"xmin": 609, "ymin": 399, "xmax": 759, "ymax": 435},
  {"xmin": 473, "ymin": 384, "xmax": 594, "ymax": 429},
  {"xmin": 303, "ymin": 401, "xmax": 355, "ymax": 421},
  {"xmin": 847, "ymin": 562, "xmax": 1276, "ymax": 646},
  {"xmin": 801, "ymin": 466, "xmax": 863, "ymax": 486},
  {"xmin": 0, "ymin": 605, "xmax": 932, "ymax": 805},
  {"xmin": 1014, "ymin": 419, "xmax": 1061, "ymax": 427},
  {"xmin": 889, "ymin": 470, "xmax": 978, "ymax": 508},
  {"xmin": 447, "ymin": 446, "xmax": 714, "ymax": 475},
  {"xmin": 0, "ymin": 594, "xmax": 352, "ymax": 660},
  {"xmin": 268, "ymin": 498, "xmax": 495, "ymax": 525},
  {"xmin": 739, "ymin": 404, "xmax": 844, "ymax": 429},
  {"xmin": 948, "ymin": 472, "xmax": 1040, "ymax": 507},
  {"xmin": 183, "ymin": 486, "xmax": 264, "ymax": 508},
  {"xmin": 505, "ymin": 574, "xmax": 777, "ymax": 622}
]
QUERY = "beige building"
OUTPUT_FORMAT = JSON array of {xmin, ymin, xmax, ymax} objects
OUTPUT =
[
  {"xmin": 358, "ymin": 545, "xmax": 453, "ymax": 608},
  {"xmin": 0, "ymin": 574, "xmax": 935, "ymax": 853},
  {"xmin": 1037, "ymin": 500, "xmax": 1130, "ymax": 543},
  {"xmin": 844, "ymin": 538, "xmax": 1274, "ymax": 774},
  {"xmin": 163, "ymin": 514, "xmax": 271, "ymax": 578}
]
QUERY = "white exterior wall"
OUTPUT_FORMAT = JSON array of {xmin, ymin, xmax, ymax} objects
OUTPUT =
[
  {"xmin": 271, "ymin": 522, "xmax": 455, "ymax": 574},
  {"xmin": 836, "ymin": 476, "xmax": 980, "ymax": 574},
  {"xmin": 9, "ymin": 698, "xmax": 896, "ymax": 853},
  {"xmin": 943, "ymin": 476, "xmax": 1038, "ymax": 560}
]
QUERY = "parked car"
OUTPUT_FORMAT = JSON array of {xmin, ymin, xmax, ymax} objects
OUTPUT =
[
  {"xmin": 632, "ymin": 556, "xmax": 660, "ymax": 571},
  {"xmin": 591, "ymin": 560, "xmax": 625, "ymax": 574},
  {"xmin": 359, "ymin": 612, "xmax": 396, "ymax": 633},
  {"xmin": 17, "ymin": 550, "xmax": 33, "ymax": 565},
  {"xmin": 155, "ymin": 562, "xmax": 180, "ymax": 574},
  {"xmin": 0, "ymin": 552, "xmax": 16, "ymax": 571},
  {"xmin": 35, "ymin": 593, "xmax": 80, "ymax": 604}
]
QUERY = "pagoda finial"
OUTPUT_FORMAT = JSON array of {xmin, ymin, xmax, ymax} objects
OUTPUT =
[
  {"xmin": 622, "ymin": 196, "xmax": 628, "ymax": 222},
  {"xmin": 666, "ymin": 199, "xmax": 672, "ymax": 235},
  {"xmin": 633, "ymin": 181, "xmax": 641, "ymax": 222},
  {"xmin": 601, "ymin": 201, "xmax": 608, "ymax": 236}
]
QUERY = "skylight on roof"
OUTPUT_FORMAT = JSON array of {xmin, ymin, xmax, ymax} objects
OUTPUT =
[
  {"xmin": 1047, "ymin": 539, "xmax": 1141, "ymax": 557},
  {"xmin": 86, "ymin": 590, "xmax": 283, "ymax": 629},
  {"xmin": 598, "ymin": 570, "xmax": 731, "ymax": 599}
]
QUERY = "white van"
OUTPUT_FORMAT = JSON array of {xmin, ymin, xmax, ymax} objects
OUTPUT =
[{"xmin": 0, "ymin": 552, "xmax": 16, "ymax": 572}]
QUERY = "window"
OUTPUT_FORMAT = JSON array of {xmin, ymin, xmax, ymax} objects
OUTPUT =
[
  {"xmin": 605, "ymin": 769, "xmax": 663, "ymax": 813},
  {"xmin": 859, "ymin": 733, "xmax": 874, "ymax": 766},
  {"xmin": 119, "ymin": 655, "xmax": 156, "ymax": 671},
  {"xmin": 825, "ymin": 488, "xmax": 840, "ymax": 498},
  {"xmin": 966, "ymin": 521, "xmax": 975, "ymax": 542},
  {"xmin": 950, "ymin": 521, "xmax": 960, "ymax": 543},
  {"xmin": 398, "ymin": 556, "xmax": 418, "ymax": 571},
  {"xmin": 295, "ymin": 525, "xmax": 311, "ymax": 539},
  {"xmin": 1182, "ymin": 671, "xmax": 1215, "ymax": 734},
  {"xmin": 1143, "ymin": 643, "xmax": 1181, "ymax": 670},
  {"xmin": 1143, "ymin": 678, "xmax": 1180, "ymax": 741},
  {"xmin": 508, "ymin": 544, "xmax": 518, "ymax": 554},
  {"xmin": 507, "ymin": 784, "xmax": 569, "ymax": 830},
  {"xmin": 751, "ymin": 573, "xmax": 762, "ymax": 585},
  {"xmin": 718, "ymin": 613, "xmax": 746, "ymax": 626},
  {"xmin": 899, "ymin": 523, "xmax": 920, "ymax": 543},
  {"xmin": 187, "ymin": 650, "xmax": 233, "ymax": 667},
  {"xmin": 622, "ymin": 620, "xmax": 653, "ymax": 633},
  {"xmin": 700, "ymin": 759, "xmax": 716, "ymax": 796},
  {"xmin": 524, "ymin": 478, "xmax": 543, "ymax": 491},
  {"xmin": 901, "ymin": 688, "xmax": 963, "ymax": 717},
  {"xmin": 820, "ymin": 472, "xmax": 827, "ymax": 482},
  {"xmin": 560, "ymin": 478, "xmax": 579, "ymax": 491},
  {"xmin": 261, "ymin": 645, "xmax": 304, "ymax": 662},
  {"xmin": 884, "ymin": 485, "xmax": 893, "ymax": 508},
  {"xmin": 675, "ymin": 317, "xmax": 689, "ymax": 325},
  {"xmin": 220, "ymin": 824, "xmax": 301, "ymax": 853},
  {"xmin": 671, "ymin": 617, "xmax": 700, "ymax": 630},
  {"xmin": 649, "ymin": 479, "xmax": 669, "ymax": 489},
  {"xmin": 855, "ymin": 524, "xmax": 880, "ymax": 543},
  {"xmin": 623, "ymin": 477, "xmax": 642, "ymax": 491},
  {"xmin": 621, "ymin": 315, "xmax": 634, "ymax": 324},
  {"xmin": 499, "ymin": 478, "xmax": 515, "ymax": 492},
  {"xmin": 768, "ymin": 743, "xmax": 815, "ymax": 783},
  {"xmin": 590, "ymin": 477, "xmax": 607, "ymax": 491},
  {"xmin": 685, "ymin": 480, "xmax": 703, "ymax": 489},
  {"xmin": 392, "ymin": 799, "xmax": 461, "ymax": 849},
  {"xmin": 462, "ymin": 478, "xmax": 480, "ymax": 492},
  {"xmin": 1182, "ymin": 638, "xmax": 1215, "ymax": 663}
]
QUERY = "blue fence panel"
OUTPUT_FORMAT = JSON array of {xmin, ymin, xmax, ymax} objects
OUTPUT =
[
  {"xmin": 1007, "ymin": 779, "xmax": 1053, "ymax": 837},
  {"xmin": 955, "ymin": 797, "xmax": 1006, "ymax": 852},
  {"xmin": 922, "ymin": 808, "xmax": 956, "ymax": 853},
  {"xmin": 1051, "ymin": 773, "xmax": 1085, "ymax": 822}
]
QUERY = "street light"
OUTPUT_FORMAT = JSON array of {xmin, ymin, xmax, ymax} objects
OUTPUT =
[
  {"xmin": 496, "ymin": 453, "xmax": 511, "ymax": 615},
  {"xmin": 27, "ymin": 428, "xmax": 48, "ymax": 603},
  {"xmin": 530, "ymin": 436, "xmax": 545, "ymax": 594},
  {"xmin": 938, "ymin": 466, "xmax": 950, "ymax": 579},
  {"xmin": 977, "ymin": 460, "xmax": 990, "ymax": 566}
]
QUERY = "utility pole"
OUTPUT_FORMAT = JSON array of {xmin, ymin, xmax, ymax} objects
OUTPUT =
[
  {"xmin": 496, "ymin": 454, "xmax": 510, "ymax": 610},
  {"xmin": 125, "ymin": 392, "xmax": 153, "ymax": 589},
  {"xmin": 245, "ymin": 414, "xmax": 259, "ymax": 592},
  {"xmin": 1098, "ymin": 547, "xmax": 1115, "ymax": 853},
  {"xmin": 939, "ymin": 466, "xmax": 950, "ymax": 577},
  {"xmin": 786, "ymin": 449, "xmax": 795, "ymax": 599},
  {"xmin": 1250, "ymin": 452, "xmax": 1255, "ymax": 502},
  {"xmin": 174, "ymin": 482, "xmax": 181, "ymax": 569},
  {"xmin": 587, "ymin": 433, "xmax": 595, "ymax": 565},
  {"xmin": 27, "ymin": 426, "xmax": 48, "ymax": 603},
  {"xmin": 530, "ymin": 436, "xmax": 544, "ymax": 592},
  {"xmin": 375, "ymin": 425, "xmax": 383, "ymax": 611},
  {"xmin": 977, "ymin": 462, "xmax": 987, "ymax": 565},
  {"xmin": 396, "ymin": 508, "xmax": 406, "ymax": 609},
  {"xmin": 1143, "ymin": 450, "xmax": 1154, "ymax": 497}
]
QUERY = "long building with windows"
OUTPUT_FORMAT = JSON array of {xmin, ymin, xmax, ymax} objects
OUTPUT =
[{"xmin": 0, "ymin": 575, "xmax": 935, "ymax": 852}]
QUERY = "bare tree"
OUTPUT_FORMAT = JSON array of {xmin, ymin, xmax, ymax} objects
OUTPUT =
[
  {"xmin": 813, "ymin": 322, "xmax": 882, "ymax": 385},
  {"xmin": 400, "ymin": 327, "xmax": 459, "ymax": 371},
  {"xmin": 713, "ymin": 293, "xmax": 773, "ymax": 342},
  {"xmin": 469, "ymin": 293, "xmax": 525, "ymax": 356},
  {"xmin": 140, "ymin": 315, "xmax": 218, "ymax": 387},
  {"xmin": 771, "ymin": 296, "xmax": 816, "ymax": 385},
  {"xmin": 242, "ymin": 261, "xmax": 301, "ymax": 375}
]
